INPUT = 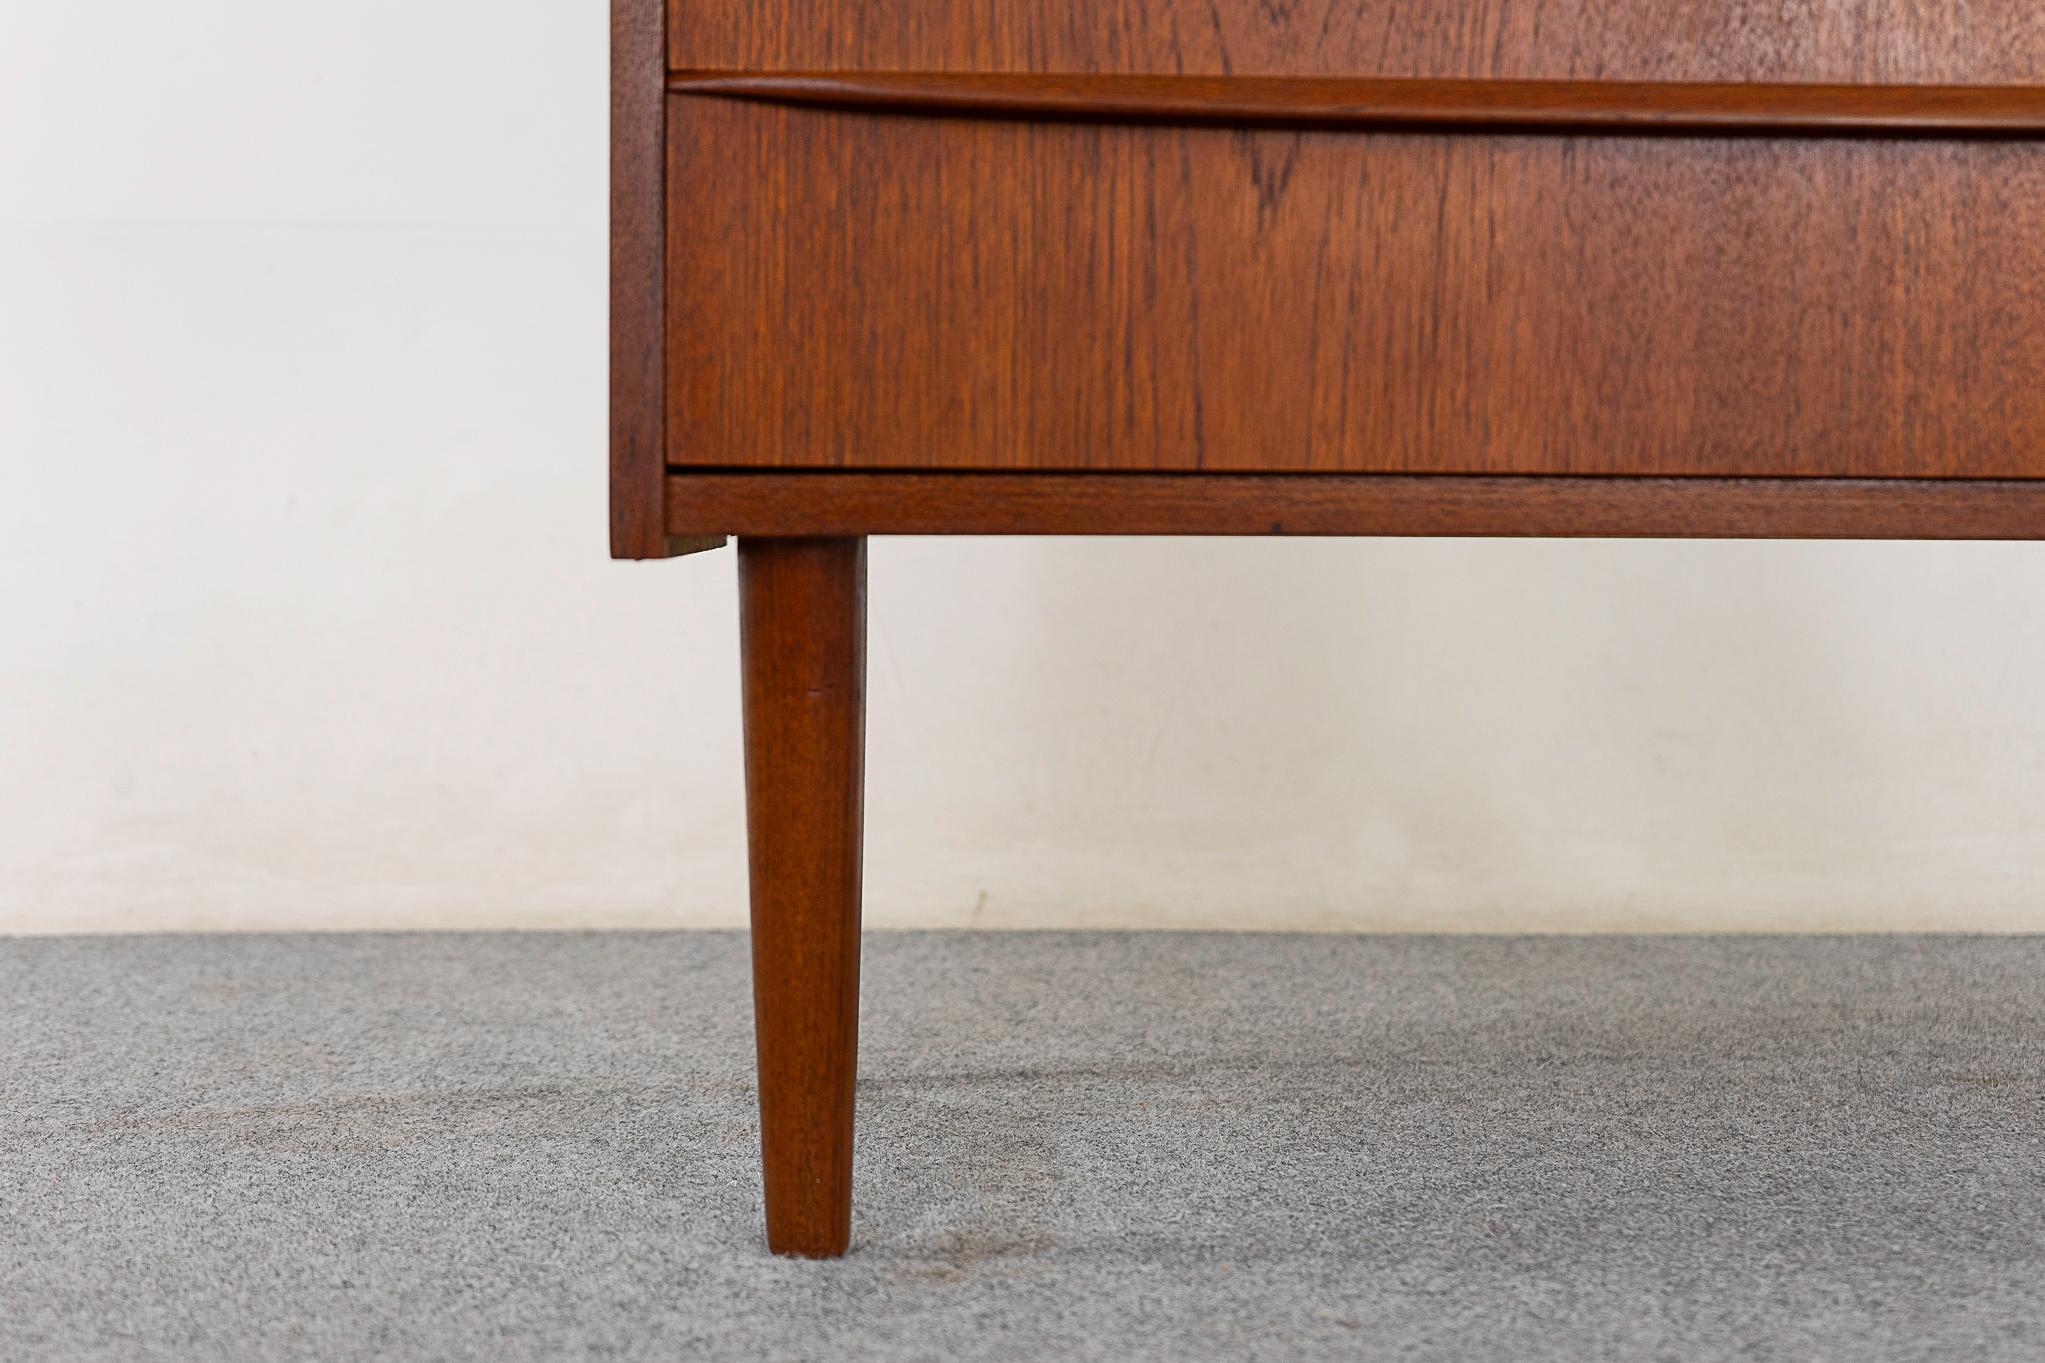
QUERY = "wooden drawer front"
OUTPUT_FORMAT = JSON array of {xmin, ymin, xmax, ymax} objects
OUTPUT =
[
  {"xmin": 670, "ymin": 0, "xmax": 2045, "ymax": 83},
  {"xmin": 667, "ymin": 100, "xmax": 2045, "ymax": 476}
]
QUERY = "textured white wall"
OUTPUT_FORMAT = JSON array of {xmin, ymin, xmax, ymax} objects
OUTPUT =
[{"xmin": 6, "ymin": 2, "xmax": 2045, "ymax": 934}]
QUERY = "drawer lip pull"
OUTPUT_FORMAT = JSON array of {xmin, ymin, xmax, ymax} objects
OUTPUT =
[{"xmin": 668, "ymin": 70, "xmax": 2045, "ymax": 137}]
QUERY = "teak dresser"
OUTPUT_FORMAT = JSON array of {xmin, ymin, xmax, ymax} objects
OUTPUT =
[{"xmin": 612, "ymin": 0, "xmax": 2045, "ymax": 1256}]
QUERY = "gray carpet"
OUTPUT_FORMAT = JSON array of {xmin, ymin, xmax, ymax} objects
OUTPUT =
[{"xmin": 4, "ymin": 933, "xmax": 2044, "ymax": 1362}]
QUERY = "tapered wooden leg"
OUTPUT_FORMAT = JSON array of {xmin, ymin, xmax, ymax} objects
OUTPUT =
[{"xmin": 738, "ymin": 536, "xmax": 867, "ymax": 1258}]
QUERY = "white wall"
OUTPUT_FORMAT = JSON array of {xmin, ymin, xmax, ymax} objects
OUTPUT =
[{"xmin": 5, "ymin": 2, "xmax": 2044, "ymax": 935}]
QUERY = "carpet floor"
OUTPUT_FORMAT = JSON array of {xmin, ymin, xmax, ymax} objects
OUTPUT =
[{"xmin": 4, "ymin": 932, "xmax": 2043, "ymax": 1362}]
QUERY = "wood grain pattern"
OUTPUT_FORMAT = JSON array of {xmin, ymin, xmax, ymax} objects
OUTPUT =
[
  {"xmin": 740, "ymin": 537, "xmax": 867, "ymax": 1258},
  {"xmin": 669, "ymin": 100, "xmax": 2045, "ymax": 477},
  {"xmin": 671, "ymin": 72, "xmax": 2045, "ymax": 138},
  {"xmin": 611, "ymin": 0, "xmax": 723, "ymax": 558},
  {"xmin": 673, "ymin": 473, "xmax": 2045, "ymax": 540},
  {"xmin": 669, "ymin": 0, "xmax": 2045, "ymax": 84}
]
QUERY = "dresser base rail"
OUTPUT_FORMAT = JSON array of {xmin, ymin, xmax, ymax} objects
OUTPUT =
[{"xmin": 666, "ymin": 472, "xmax": 2045, "ymax": 541}]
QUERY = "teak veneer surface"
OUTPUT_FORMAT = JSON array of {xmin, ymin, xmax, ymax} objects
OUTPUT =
[
  {"xmin": 667, "ymin": 474, "xmax": 2045, "ymax": 540},
  {"xmin": 668, "ymin": 0, "xmax": 2045, "ymax": 83},
  {"xmin": 668, "ymin": 102, "xmax": 2045, "ymax": 476}
]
